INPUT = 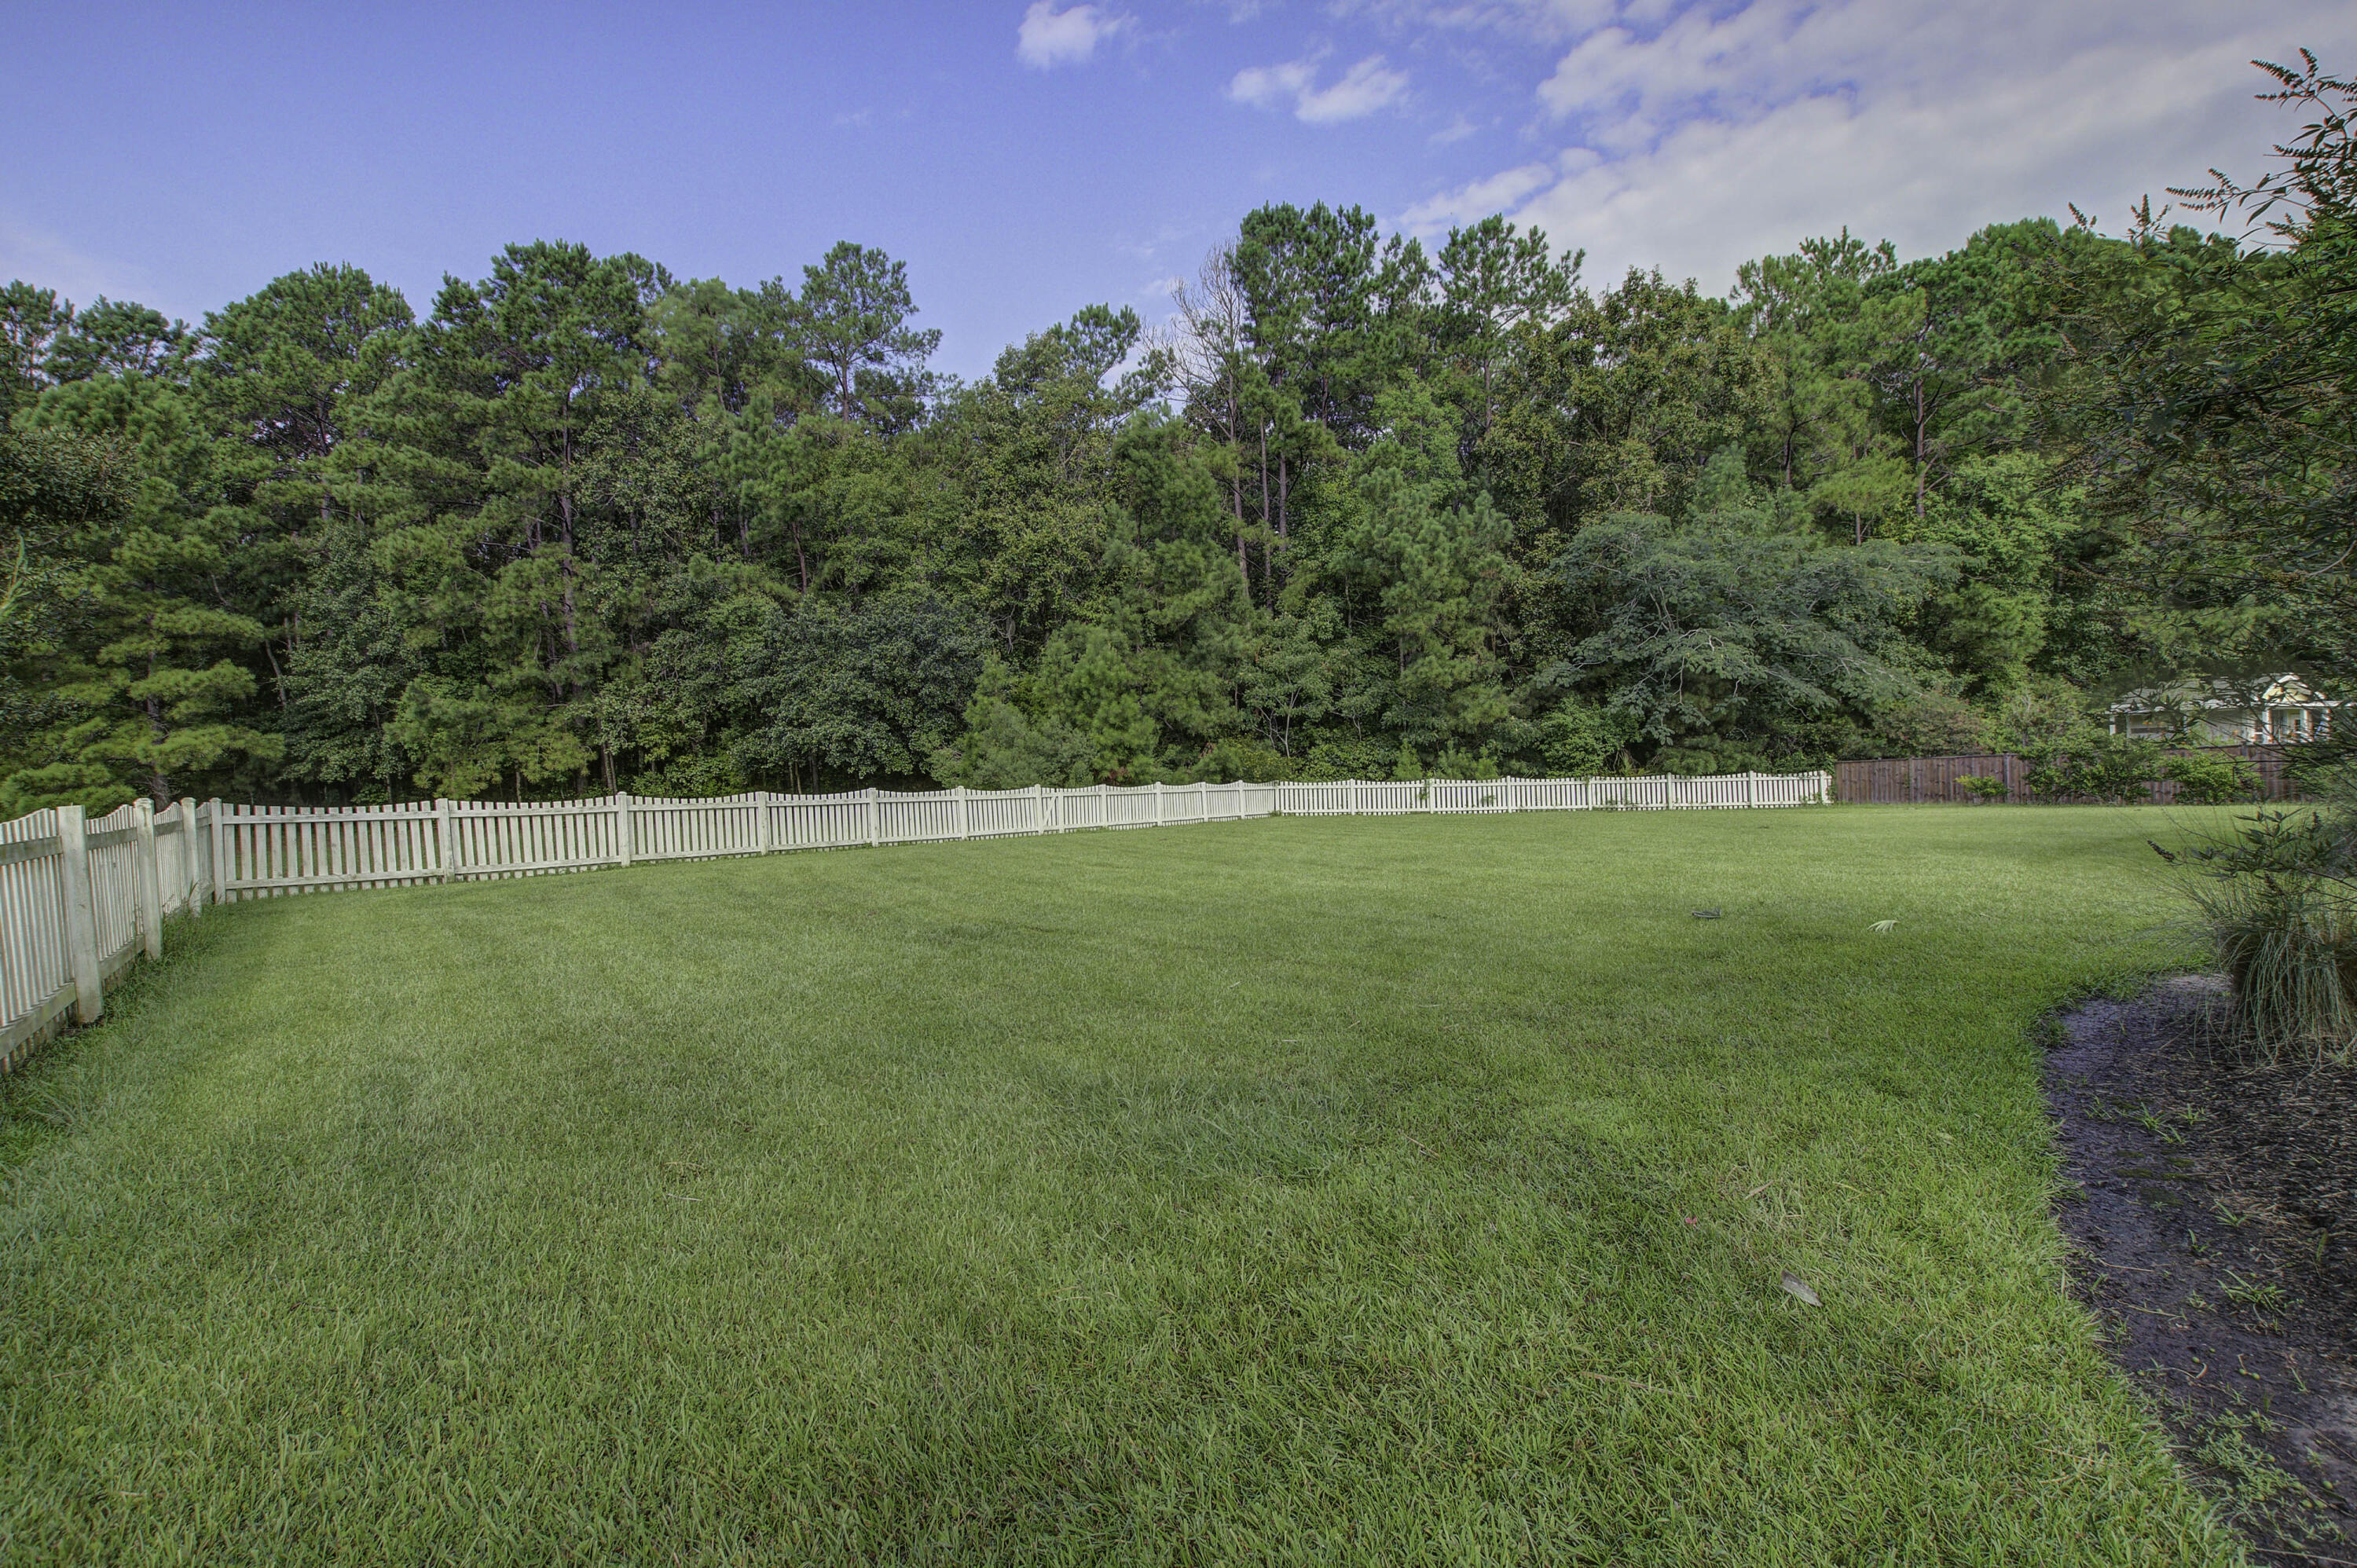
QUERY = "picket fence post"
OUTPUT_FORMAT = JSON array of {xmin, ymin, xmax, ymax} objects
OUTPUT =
[
  {"xmin": 613, "ymin": 792, "xmax": 633, "ymax": 866},
  {"xmin": 188, "ymin": 798, "xmax": 210, "ymax": 913},
  {"xmin": 434, "ymin": 798, "xmax": 455, "ymax": 882},
  {"xmin": 756, "ymin": 792, "xmax": 774, "ymax": 855},
  {"xmin": 132, "ymin": 797, "xmax": 163, "ymax": 961},
  {"xmin": 204, "ymin": 797, "xmax": 225, "ymax": 904},
  {"xmin": 955, "ymin": 786, "xmax": 970, "ymax": 840},
  {"xmin": 1032, "ymin": 783, "xmax": 1046, "ymax": 833},
  {"xmin": 1153, "ymin": 781, "xmax": 1164, "ymax": 825},
  {"xmin": 1349, "ymin": 781, "xmax": 1360, "ymax": 816},
  {"xmin": 174, "ymin": 797, "xmax": 197, "ymax": 915},
  {"xmin": 56, "ymin": 804, "xmax": 101, "ymax": 1024},
  {"xmin": 866, "ymin": 786, "xmax": 880, "ymax": 847}
]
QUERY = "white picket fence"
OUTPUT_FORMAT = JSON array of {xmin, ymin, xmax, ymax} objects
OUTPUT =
[
  {"xmin": 0, "ymin": 797, "xmax": 204, "ymax": 1069},
  {"xmin": 0, "ymin": 770, "xmax": 1826, "ymax": 1067}
]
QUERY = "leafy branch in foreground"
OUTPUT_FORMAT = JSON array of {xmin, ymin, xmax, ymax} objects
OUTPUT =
[{"xmin": 2044, "ymin": 50, "xmax": 2357, "ymax": 667}]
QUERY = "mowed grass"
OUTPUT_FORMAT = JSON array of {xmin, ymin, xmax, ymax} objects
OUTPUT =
[{"xmin": 0, "ymin": 807, "xmax": 2242, "ymax": 1564}]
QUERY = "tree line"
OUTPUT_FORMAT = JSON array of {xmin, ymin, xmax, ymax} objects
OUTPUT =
[{"xmin": 1, "ymin": 54, "xmax": 2348, "ymax": 811}]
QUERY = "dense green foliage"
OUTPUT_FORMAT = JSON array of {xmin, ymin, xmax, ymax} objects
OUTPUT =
[
  {"xmin": 2, "ymin": 60, "xmax": 2346, "ymax": 810},
  {"xmin": 2047, "ymin": 53, "xmax": 2357, "ymax": 673},
  {"xmin": 0, "ymin": 809, "xmax": 2241, "ymax": 1562}
]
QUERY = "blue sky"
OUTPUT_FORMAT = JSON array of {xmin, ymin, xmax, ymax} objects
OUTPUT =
[{"xmin": 5, "ymin": 1, "xmax": 2353, "ymax": 379}]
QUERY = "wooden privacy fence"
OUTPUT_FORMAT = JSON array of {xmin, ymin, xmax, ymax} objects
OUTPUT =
[
  {"xmin": 1834, "ymin": 746, "xmax": 2296, "ymax": 805},
  {"xmin": 0, "ymin": 769, "xmax": 1828, "ymax": 1066}
]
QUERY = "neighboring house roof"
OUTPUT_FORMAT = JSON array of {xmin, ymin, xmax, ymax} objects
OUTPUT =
[{"xmin": 2108, "ymin": 673, "xmax": 2337, "ymax": 715}]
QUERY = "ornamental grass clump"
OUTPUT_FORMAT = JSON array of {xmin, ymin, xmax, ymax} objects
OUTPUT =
[{"xmin": 2168, "ymin": 782, "xmax": 2357, "ymax": 1063}]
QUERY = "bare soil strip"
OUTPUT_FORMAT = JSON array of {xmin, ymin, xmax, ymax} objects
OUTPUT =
[{"xmin": 2050, "ymin": 981, "xmax": 2357, "ymax": 1565}]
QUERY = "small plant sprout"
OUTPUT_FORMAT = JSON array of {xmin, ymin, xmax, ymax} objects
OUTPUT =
[
  {"xmin": 2220, "ymin": 1273, "xmax": 2290, "ymax": 1313},
  {"xmin": 1870, "ymin": 920, "xmax": 1897, "ymax": 934}
]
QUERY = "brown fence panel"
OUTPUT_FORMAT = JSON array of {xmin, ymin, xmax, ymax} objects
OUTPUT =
[{"xmin": 1835, "ymin": 746, "xmax": 2296, "ymax": 804}]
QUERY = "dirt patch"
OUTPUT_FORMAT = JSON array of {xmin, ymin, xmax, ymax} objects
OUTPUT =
[{"xmin": 2049, "ymin": 979, "xmax": 2357, "ymax": 1564}]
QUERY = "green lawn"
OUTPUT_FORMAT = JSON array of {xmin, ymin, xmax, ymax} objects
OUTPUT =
[{"xmin": 0, "ymin": 807, "xmax": 2242, "ymax": 1564}]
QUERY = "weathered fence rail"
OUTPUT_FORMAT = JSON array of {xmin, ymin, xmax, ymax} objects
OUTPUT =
[
  {"xmin": 0, "ymin": 769, "xmax": 1827, "ymax": 1067},
  {"xmin": 1834, "ymin": 746, "xmax": 2295, "ymax": 805}
]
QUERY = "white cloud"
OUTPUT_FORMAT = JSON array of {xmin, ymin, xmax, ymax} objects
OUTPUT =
[
  {"xmin": 1017, "ymin": 2, "xmax": 1129, "ymax": 69},
  {"xmin": 1230, "ymin": 59, "xmax": 1316, "ymax": 111},
  {"xmin": 1401, "ymin": 161, "xmax": 1557, "ymax": 228},
  {"xmin": 1390, "ymin": 0, "xmax": 2357, "ymax": 292},
  {"xmin": 1230, "ymin": 54, "xmax": 1410, "ymax": 123},
  {"xmin": 1534, "ymin": 1, "xmax": 1871, "ymax": 146},
  {"xmin": 1301, "ymin": 57, "xmax": 1413, "ymax": 122}
]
